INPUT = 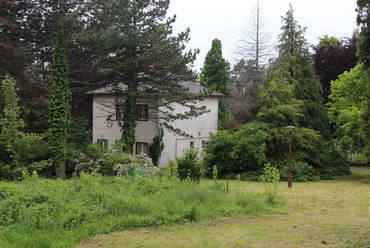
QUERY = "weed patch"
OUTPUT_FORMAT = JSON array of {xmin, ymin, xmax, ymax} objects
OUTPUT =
[{"xmin": 0, "ymin": 174, "xmax": 269, "ymax": 247}]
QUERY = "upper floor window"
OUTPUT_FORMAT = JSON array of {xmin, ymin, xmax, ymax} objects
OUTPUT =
[
  {"xmin": 116, "ymin": 103, "xmax": 124, "ymax": 120},
  {"xmin": 136, "ymin": 104, "xmax": 148, "ymax": 121}
]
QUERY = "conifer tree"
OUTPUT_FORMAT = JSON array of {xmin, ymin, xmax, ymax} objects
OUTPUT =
[
  {"xmin": 199, "ymin": 38, "xmax": 231, "ymax": 125},
  {"xmin": 76, "ymin": 0, "xmax": 204, "ymax": 144},
  {"xmin": 48, "ymin": 31, "xmax": 71, "ymax": 179},
  {"xmin": 200, "ymin": 39, "xmax": 231, "ymax": 97},
  {"xmin": 270, "ymin": 4, "xmax": 328, "ymax": 135}
]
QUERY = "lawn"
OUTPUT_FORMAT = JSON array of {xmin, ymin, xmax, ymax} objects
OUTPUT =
[{"xmin": 76, "ymin": 170, "xmax": 370, "ymax": 248}]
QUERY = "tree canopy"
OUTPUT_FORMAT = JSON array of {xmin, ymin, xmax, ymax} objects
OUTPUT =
[
  {"xmin": 199, "ymin": 38, "xmax": 230, "ymax": 97},
  {"xmin": 312, "ymin": 35, "xmax": 359, "ymax": 103},
  {"xmin": 268, "ymin": 4, "xmax": 328, "ymax": 136},
  {"xmin": 327, "ymin": 64, "xmax": 368, "ymax": 161}
]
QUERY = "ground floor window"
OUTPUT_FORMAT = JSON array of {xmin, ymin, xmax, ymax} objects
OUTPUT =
[
  {"xmin": 190, "ymin": 141, "xmax": 194, "ymax": 149},
  {"xmin": 97, "ymin": 139, "xmax": 108, "ymax": 148},
  {"xmin": 136, "ymin": 142, "xmax": 148, "ymax": 155}
]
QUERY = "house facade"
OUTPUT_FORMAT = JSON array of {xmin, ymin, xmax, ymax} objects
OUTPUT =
[{"xmin": 91, "ymin": 81, "xmax": 221, "ymax": 168}]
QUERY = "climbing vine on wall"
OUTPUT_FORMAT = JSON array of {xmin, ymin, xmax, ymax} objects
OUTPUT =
[{"xmin": 48, "ymin": 31, "xmax": 71, "ymax": 179}]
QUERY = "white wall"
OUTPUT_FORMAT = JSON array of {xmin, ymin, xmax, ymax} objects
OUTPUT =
[
  {"xmin": 92, "ymin": 95, "xmax": 157, "ymax": 153},
  {"xmin": 92, "ymin": 94, "xmax": 219, "ymax": 168},
  {"xmin": 158, "ymin": 97, "xmax": 219, "ymax": 168}
]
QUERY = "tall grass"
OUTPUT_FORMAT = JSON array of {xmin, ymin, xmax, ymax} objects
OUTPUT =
[{"xmin": 0, "ymin": 173, "xmax": 270, "ymax": 247}]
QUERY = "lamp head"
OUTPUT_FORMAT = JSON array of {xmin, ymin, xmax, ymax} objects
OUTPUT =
[{"xmin": 286, "ymin": 126, "xmax": 295, "ymax": 135}]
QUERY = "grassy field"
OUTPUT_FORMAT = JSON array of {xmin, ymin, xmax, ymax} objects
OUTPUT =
[{"xmin": 77, "ymin": 170, "xmax": 370, "ymax": 248}]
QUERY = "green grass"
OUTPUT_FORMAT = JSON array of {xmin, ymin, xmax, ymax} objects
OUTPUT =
[
  {"xmin": 0, "ymin": 173, "xmax": 271, "ymax": 248},
  {"xmin": 76, "ymin": 170, "xmax": 370, "ymax": 248}
]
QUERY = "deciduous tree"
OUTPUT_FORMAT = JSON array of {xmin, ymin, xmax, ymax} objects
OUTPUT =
[
  {"xmin": 312, "ymin": 35, "xmax": 358, "ymax": 103},
  {"xmin": 327, "ymin": 64, "xmax": 368, "ymax": 161}
]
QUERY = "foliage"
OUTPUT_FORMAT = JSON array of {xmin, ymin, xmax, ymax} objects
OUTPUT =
[
  {"xmin": 260, "ymin": 163, "xmax": 280, "ymax": 204},
  {"xmin": 48, "ymin": 31, "xmax": 71, "ymax": 179},
  {"xmin": 228, "ymin": 59, "xmax": 264, "ymax": 124},
  {"xmin": 76, "ymin": 0, "xmax": 204, "ymax": 137},
  {"xmin": 240, "ymin": 171, "xmax": 261, "ymax": 182},
  {"xmin": 268, "ymin": 4, "xmax": 328, "ymax": 136},
  {"xmin": 199, "ymin": 38, "xmax": 231, "ymax": 97},
  {"xmin": 165, "ymin": 160, "xmax": 180, "ymax": 181},
  {"xmin": 0, "ymin": 76, "xmax": 52, "ymax": 180},
  {"xmin": 199, "ymin": 38, "xmax": 231, "ymax": 126},
  {"xmin": 0, "ymin": 175, "xmax": 269, "ymax": 247},
  {"xmin": 203, "ymin": 122, "xmax": 267, "ymax": 178},
  {"xmin": 74, "ymin": 145, "xmax": 159, "ymax": 178},
  {"xmin": 291, "ymin": 162, "xmax": 316, "ymax": 182},
  {"xmin": 312, "ymin": 35, "xmax": 358, "ymax": 103},
  {"xmin": 148, "ymin": 126, "xmax": 165, "ymax": 166},
  {"xmin": 121, "ymin": 95, "xmax": 136, "ymax": 154},
  {"xmin": 0, "ymin": 76, "xmax": 24, "ymax": 177},
  {"xmin": 212, "ymin": 165, "xmax": 218, "ymax": 182},
  {"xmin": 358, "ymin": 74, "xmax": 370, "ymax": 162},
  {"xmin": 68, "ymin": 116, "xmax": 91, "ymax": 149},
  {"xmin": 176, "ymin": 149, "xmax": 202, "ymax": 183},
  {"xmin": 356, "ymin": 0, "xmax": 370, "ymax": 69},
  {"xmin": 327, "ymin": 64, "xmax": 368, "ymax": 161}
]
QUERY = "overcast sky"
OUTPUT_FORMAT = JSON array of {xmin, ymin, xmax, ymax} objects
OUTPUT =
[{"xmin": 167, "ymin": 0, "xmax": 358, "ymax": 72}]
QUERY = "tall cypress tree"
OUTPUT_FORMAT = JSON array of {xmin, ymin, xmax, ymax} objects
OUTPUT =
[
  {"xmin": 199, "ymin": 38, "xmax": 231, "ymax": 125},
  {"xmin": 48, "ymin": 31, "xmax": 71, "ymax": 179},
  {"xmin": 271, "ymin": 4, "xmax": 328, "ymax": 136},
  {"xmin": 200, "ymin": 38, "xmax": 230, "ymax": 96}
]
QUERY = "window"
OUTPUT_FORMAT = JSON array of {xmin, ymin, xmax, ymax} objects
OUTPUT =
[
  {"xmin": 136, "ymin": 142, "xmax": 148, "ymax": 155},
  {"xmin": 190, "ymin": 141, "xmax": 194, "ymax": 149},
  {"xmin": 97, "ymin": 139, "xmax": 108, "ymax": 148},
  {"xmin": 202, "ymin": 141, "xmax": 206, "ymax": 148},
  {"xmin": 116, "ymin": 103, "xmax": 124, "ymax": 120},
  {"xmin": 136, "ymin": 104, "xmax": 148, "ymax": 121}
]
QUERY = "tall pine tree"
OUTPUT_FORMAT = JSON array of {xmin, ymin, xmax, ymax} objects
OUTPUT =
[
  {"xmin": 48, "ymin": 31, "xmax": 71, "ymax": 179},
  {"xmin": 76, "ymin": 0, "xmax": 205, "ymax": 145},
  {"xmin": 266, "ymin": 5, "xmax": 328, "ymax": 136}
]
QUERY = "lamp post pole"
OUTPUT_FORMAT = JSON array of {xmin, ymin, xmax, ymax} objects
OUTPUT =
[
  {"xmin": 286, "ymin": 126, "xmax": 295, "ymax": 188},
  {"xmin": 288, "ymin": 130, "xmax": 292, "ymax": 188}
]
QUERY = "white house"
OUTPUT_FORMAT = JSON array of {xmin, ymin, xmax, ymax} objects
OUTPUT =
[{"xmin": 90, "ymin": 81, "xmax": 221, "ymax": 168}]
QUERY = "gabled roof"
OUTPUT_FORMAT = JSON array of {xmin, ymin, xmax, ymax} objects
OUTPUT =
[{"xmin": 87, "ymin": 81, "xmax": 223, "ymax": 97}]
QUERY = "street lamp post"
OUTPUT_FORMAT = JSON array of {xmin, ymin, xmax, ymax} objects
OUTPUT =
[{"xmin": 286, "ymin": 126, "xmax": 295, "ymax": 188}]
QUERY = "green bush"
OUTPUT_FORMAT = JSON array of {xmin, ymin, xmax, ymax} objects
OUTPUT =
[
  {"xmin": 165, "ymin": 159, "xmax": 180, "ymax": 181},
  {"xmin": 73, "ymin": 145, "xmax": 159, "ymax": 178},
  {"xmin": 203, "ymin": 122, "xmax": 267, "ymax": 178},
  {"xmin": 260, "ymin": 163, "xmax": 280, "ymax": 204},
  {"xmin": 176, "ymin": 149, "xmax": 202, "ymax": 183},
  {"xmin": 292, "ymin": 162, "xmax": 316, "ymax": 182},
  {"xmin": 240, "ymin": 171, "xmax": 261, "ymax": 182}
]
